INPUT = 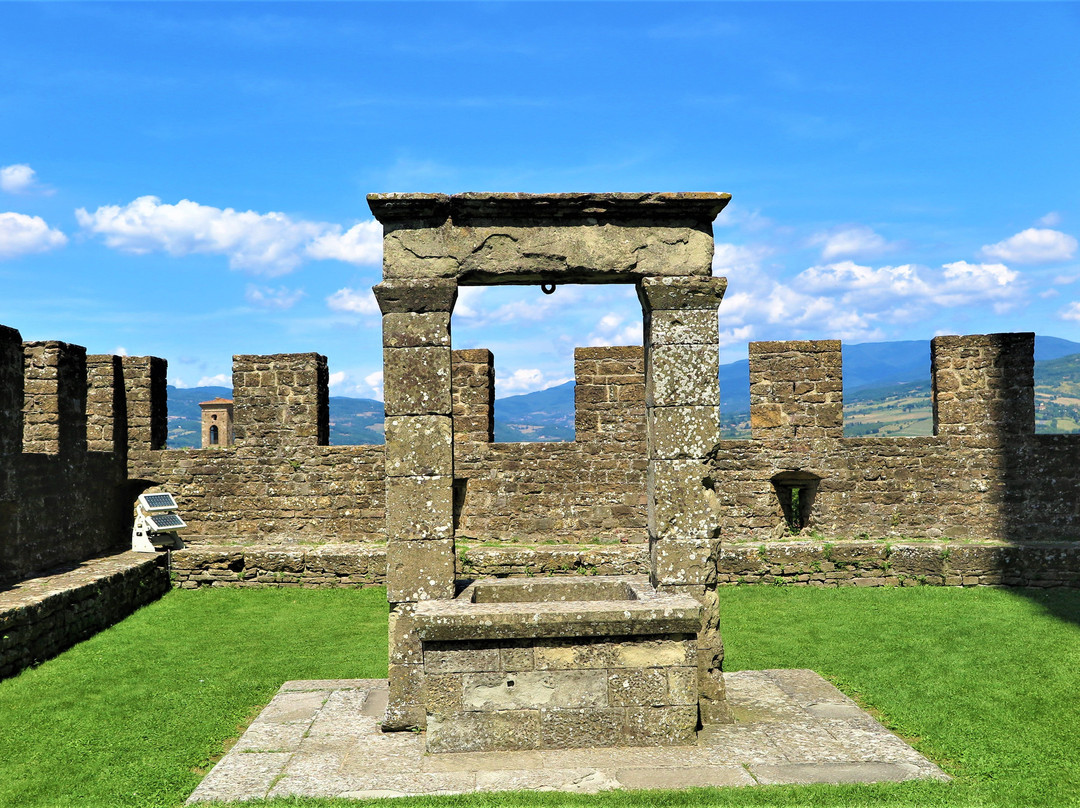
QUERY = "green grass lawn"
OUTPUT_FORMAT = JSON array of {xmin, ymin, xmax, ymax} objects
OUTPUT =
[{"xmin": 2, "ymin": 585, "xmax": 1079, "ymax": 807}]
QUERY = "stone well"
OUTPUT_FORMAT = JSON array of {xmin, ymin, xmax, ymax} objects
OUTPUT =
[{"xmin": 370, "ymin": 192, "xmax": 733, "ymax": 749}]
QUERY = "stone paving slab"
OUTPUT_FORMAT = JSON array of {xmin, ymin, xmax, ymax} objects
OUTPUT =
[{"xmin": 186, "ymin": 670, "xmax": 948, "ymax": 803}]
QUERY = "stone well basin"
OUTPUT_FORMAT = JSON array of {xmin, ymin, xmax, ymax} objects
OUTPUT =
[{"xmin": 412, "ymin": 575, "xmax": 703, "ymax": 753}]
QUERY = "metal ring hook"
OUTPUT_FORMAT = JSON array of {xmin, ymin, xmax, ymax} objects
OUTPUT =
[{"xmin": 541, "ymin": 283, "xmax": 556, "ymax": 295}]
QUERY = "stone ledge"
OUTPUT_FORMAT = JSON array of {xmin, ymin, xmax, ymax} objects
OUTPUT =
[
  {"xmin": 0, "ymin": 550, "xmax": 170, "ymax": 679},
  {"xmin": 167, "ymin": 540, "xmax": 1080, "ymax": 590}
]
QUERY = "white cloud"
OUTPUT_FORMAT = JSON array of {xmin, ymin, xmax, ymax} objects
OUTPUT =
[
  {"xmin": 245, "ymin": 284, "xmax": 304, "ymax": 309},
  {"xmin": 454, "ymin": 287, "xmax": 485, "ymax": 318},
  {"xmin": 113, "ymin": 346, "xmax": 129, "ymax": 357},
  {"xmin": 1061, "ymin": 302, "xmax": 1080, "ymax": 323},
  {"xmin": 0, "ymin": 164, "xmax": 49, "ymax": 195},
  {"xmin": 712, "ymin": 243, "xmax": 772, "ymax": 275},
  {"xmin": 171, "ymin": 377, "xmax": 189, "ymax": 389},
  {"xmin": 364, "ymin": 370, "xmax": 384, "ymax": 400},
  {"xmin": 718, "ymin": 324, "xmax": 755, "ymax": 347},
  {"xmin": 498, "ymin": 368, "xmax": 572, "ymax": 395},
  {"xmin": 76, "ymin": 195, "xmax": 382, "ymax": 274},
  {"xmin": 305, "ymin": 220, "xmax": 382, "ymax": 264},
  {"xmin": 810, "ymin": 225, "xmax": 895, "ymax": 261},
  {"xmin": 796, "ymin": 259, "xmax": 1019, "ymax": 309},
  {"xmin": 326, "ymin": 286, "xmax": 380, "ymax": 315},
  {"xmin": 328, "ymin": 371, "xmax": 346, "ymax": 388},
  {"xmin": 1040, "ymin": 289, "xmax": 1060, "ymax": 299},
  {"xmin": 196, "ymin": 373, "xmax": 230, "ymax": 387},
  {"xmin": 980, "ymin": 228, "xmax": 1077, "ymax": 264},
  {"xmin": 597, "ymin": 313, "xmax": 623, "ymax": 333},
  {"xmin": 0, "ymin": 211, "xmax": 68, "ymax": 259},
  {"xmin": 1038, "ymin": 212, "xmax": 1062, "ymax": 227}
]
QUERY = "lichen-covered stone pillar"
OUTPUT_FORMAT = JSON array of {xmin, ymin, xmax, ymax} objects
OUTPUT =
[
  {"xmin": 374, "ymin": 277, "xmax": 458, "ymax": 731},
  {"xmin": 22, "ymin": 341, "xmax": 87, "ymax": 455},
  {"xmin": 121, "ymin": 356, "xmax": 168, "ymax": 452},
  {"xmin": 638, "ymin": 275, "xmax": 732, "ymax": 725}
]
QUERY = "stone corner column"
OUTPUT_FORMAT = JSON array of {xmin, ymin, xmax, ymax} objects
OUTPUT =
[
  {"xmin": 638, "ymin": 274, "xmax": 732, "ymax": 725},
  {"xmin": 374, "ymin": 277, "xmax": 458, "ymax": 731}
]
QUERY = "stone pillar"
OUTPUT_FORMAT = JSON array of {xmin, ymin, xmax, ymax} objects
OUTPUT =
[
  {"xmin": 375, "ymin": 277, "xmax": 458, "ymax": 731},
  {"xmin": 86, "ymin": 355, "xmax": 126, "ymax": 454},
  {"xmin": 638, "ymin": 275, "xmax": 731, "ymax": 725},
  {"xmin": 23, "ymin": 341, "xmax": 87, "ymax": 455},
  {"xmin": 121, "ymin": 356, "xmax": 168, "ymax": 451},
  {"xmin": 931, "ymin": 333, "xmax": 1035, "ymax": 441},
  {"xmin": 451, "ymin": 349, "xmax": 494, "ymax": 446},
  {"xmin": 233, "ymin": 353, "xmax": 328, "ymax": 448},
  {"xmin": 0, "ymin": 325, "xmax": 22, "ymax": 457},
  {"xmin": 574, "ymin": 346, "xmax": 646, "ymax": 446},
  {"xmin": 749, "ymin": 340, "xmax": 843, "ymax": 439}
]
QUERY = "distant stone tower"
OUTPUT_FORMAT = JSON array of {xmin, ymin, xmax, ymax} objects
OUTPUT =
[{"xmin": 199, "ymin": 398, "xmax": 234, "ymax": 448}]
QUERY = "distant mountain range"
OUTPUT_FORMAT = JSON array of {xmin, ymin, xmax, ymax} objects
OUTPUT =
[{"xmin": 166, "ymin": 336, "xmax": 1080, "ymax": 447}]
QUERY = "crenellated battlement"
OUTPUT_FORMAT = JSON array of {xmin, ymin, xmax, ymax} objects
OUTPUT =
[{"xmin": 3, "ymin": 318, "xmax": 1079, "ymax": 582}]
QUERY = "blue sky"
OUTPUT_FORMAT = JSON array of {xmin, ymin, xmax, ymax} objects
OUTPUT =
[{"xmin": 1, "ymin": 2, "xmax": 1078, "ymax": 399}]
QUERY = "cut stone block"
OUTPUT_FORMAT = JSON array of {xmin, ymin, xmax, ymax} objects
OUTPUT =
[
  {"xmin": 373, "ymin": 278, "xmax": 458, "ymax": 314},
  {"xmin": 624, "ymin": 705, "xmax": 698, "ymax": 746},
  {"xmin": 388, "ymin": 604, "xmax": 422, "ymax": 665},
  {"xmin": 385, "ymin": 475, "xmax": 454, "ymax": 541},
  {"xmin": 384, "ymin": 415, "xmax": 453, "ymax": 478},
  {"xmin": 383, "ymin": 347, "xmax": 452, "ymax": 416},
  {"xmin": 647, "ymin": 460, "xmax": 721, "ymax": 541},
  {"xmin": 637, "ymin": 276, "xmax": 728, "ymax": 312},
  {"xmin": 540, "ymin": 707, "xmax": 626, "ymax": 749},
  {"xmin": 645, "ymin": 344, "xmax": 719, "ymax": 408},
  {"xmin": 651, "ymin": 537, "xmax": 720, "ymax": 586},
  {"xmin": 647, "ymin": 406, "xmax": 720, "ymax": 460},
  {"xmin": 645, "ymin": 308, "xmax": 719, "ymax": 346},
  {"xmin": 385, "ymin": 663, "xmax": 425, "ymax": 731},
  {"xmin": 382, "ymin": 312, "xmax": 452, "ymax": 348},
  {"xmin": 386, "ymin": 540, "xmax": 456, "ymax": 602},
  {"xmin": 462, "ymin": 670, "xmax": 609, "ymax": 710},
  {"xmin": 426, "ymin": 710, "xmax": 541, "ymax": 754}
]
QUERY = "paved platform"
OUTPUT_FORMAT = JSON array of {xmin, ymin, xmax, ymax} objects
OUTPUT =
[{"xmin": 187, "ymin": 669, "xmax": 948, "ymax": 802}]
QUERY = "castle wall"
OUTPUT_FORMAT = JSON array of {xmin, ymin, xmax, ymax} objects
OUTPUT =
[{"xmin": 0, "ymin": 333, "xmax": 134, "ymax": 581}]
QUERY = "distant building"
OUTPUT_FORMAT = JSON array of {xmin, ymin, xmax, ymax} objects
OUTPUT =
[{"xmin": 199, "ymin": 398, "xmax": 233, "ymax": 448}]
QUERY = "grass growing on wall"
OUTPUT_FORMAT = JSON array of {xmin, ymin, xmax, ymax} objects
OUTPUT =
[{"xmin": 2, "ymin": 586, "xmax": 1080, "ymax": 807}]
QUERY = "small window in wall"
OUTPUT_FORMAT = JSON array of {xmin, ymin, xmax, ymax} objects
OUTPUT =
[
  {"xmin": 209, "ymin": 424, "xmax": 219, "ymax": 445},
  {"xmin": 771, "ymin": 471, "xmax": 821, "ymax": 534}
]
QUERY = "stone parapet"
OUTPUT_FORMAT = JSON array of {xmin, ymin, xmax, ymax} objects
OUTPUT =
[
  {"xmin": 233, "ymin": 353, "xmax": 329, "ymax": 448},
  {"xmin": 0, "ymin": 551, "xmax": 170, "ymax": 680}
]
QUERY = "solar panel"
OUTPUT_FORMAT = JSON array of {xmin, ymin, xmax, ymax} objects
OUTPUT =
[
  {"xmin": 148, "ymin": 513, "xmax": 186, "ymax": 531},
  {"xmin": 140, "ymin": 493, "xmax": 178, "ymax": 512}
]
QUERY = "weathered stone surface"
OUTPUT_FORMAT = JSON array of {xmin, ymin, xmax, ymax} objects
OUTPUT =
[
  {"xmin": 637, "ymin": 275, "xmax": 728, "ymax": 312},
  {"xmin": 647, "ymin": 406, "xmax": 720, "ymax": 460},
  {"xmin": 373, "ymin": 278, "xmax": 458, "ymax": 314},
  {"xmin": 382, "ymin": 347, "xmax": 452, "ymax": 416},
  {"xmin": 425, "ymin": 641, "xmax": 501, "ymax": 674},
  {"xmin": 645, "ymin": 308, "xmax": 719, "ymax": 346},
  {"xmin": 645, "ymin": 343, "xmax": 720, "ymax": 408},
  {"xmin": 624, "ymin": 705, "xmax": 698, "ymax": 746},
  {"xmin": 422, "ymin": 673, "xmax": 463, "ymax": 717},
  {"xmin": 749, "ymin": 341, "xmax": 842, "ymax": 440},
  {"xmin": 384, "ymin": 416, "xmax": 453, "ymax": 478},
  {"xmin": 647, "ymin": 460, "xmax": 721, "ymax": 541},
  {"xmin": 607, "ymin": 667, "xmax": 668, "ymax": 707},
  {"xmin": 233, "ymin": 353, "xmax": 329, "ymax": 447},
  {"xmin": 385, "ymin": 663, "xmax": 425, "ymax": 731},
  {"xmin": 385, "ymin": 475, "xmax": 454, "ymax": 541},
  {"xmin": 540, "ymin": 707, "xmax": 626, "ymax": 749},
  {"xmin": 427, "ymin": 710, "xmax": 540, "ymax": 753},
  {"xmin": 370, "ymin": 193, "xmax": 729, "ymax": 283},
  {"xmin": 651, "ymin": 537, "xmax": 720, "ymax": 586},
  {"xmin": 463, "ymin": 670, "xmax": 609, "ymax": 710},
  {"xmin": 386, "ymin": 539, "xmax": 455, "ymax": 602},
  {"xmin": 388, "ymin": 604, "xmax": 421, "ymax": 665},
  {"xmin": 382, "ymin": 312, "xmax": 452, "ymax": 348}
]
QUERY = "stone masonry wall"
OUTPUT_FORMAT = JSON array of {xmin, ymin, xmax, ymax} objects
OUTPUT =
[{"xmin": 1, "ymin": 333, "xmax": 134, "ymax": 581}]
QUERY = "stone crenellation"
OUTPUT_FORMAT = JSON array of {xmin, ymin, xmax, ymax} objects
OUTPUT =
[{"xmin": 3, "ymin": 322, "xmax": 1078, "ymax": 586}]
